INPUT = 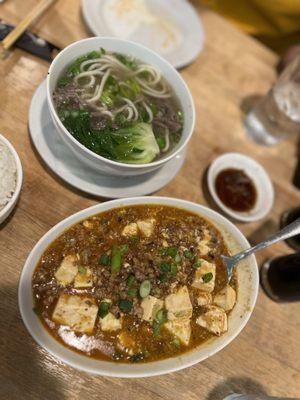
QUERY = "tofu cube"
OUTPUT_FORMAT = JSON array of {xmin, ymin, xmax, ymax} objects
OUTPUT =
[
  {"xmin": 137, "ymin": 219, "xmax": 156, "ymax": 237},
  {"xmin": 122, "ymin": 222, "xmax": 138, "ymax": 237},
  {"xmin": 165, "ymin": 286, "xmax": 192, "ymax": 321},
  {"xmin": 100, "ymin": 312, "xmax": 122, "ymax": 331},
  {"xmin": 141, "ymin": 295, "xmax": 163, "ymax": 322},
  {"xmin": 197, "ymin": 292, "xmax": 212, "ymax": 306},
  {"xmin": 196, "ymin": 305, "xmax": 228, "ymax": 336},
  {"xmin": 74, "ymin": 267, "xmax": 94, "ymax": 288},
  {"xmin": 197, "ymin": 230, "xmax": 211, "ymax": 256},
  {"xmin": 52, "ymin": 294, "xmax": 98, "ymax": 334},
  {"xmin": 54, "ymin": 255, "xmax": 78, "ymax": 286},
  {"xmin": 164, "ymin": 319, "xmax": 191, "ymax": 346},
  {"xmin": 192, "ymin": 259, "xmax": 216, "ymax": 292},
  {"xmin": 213, "ymin": 286, "xmax": 236, "ymax": 311}
]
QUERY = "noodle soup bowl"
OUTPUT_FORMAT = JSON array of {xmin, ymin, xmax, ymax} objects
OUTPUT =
[{"xmin": 47, "ymin": 37, "xmax": 195, "ymax": 177}]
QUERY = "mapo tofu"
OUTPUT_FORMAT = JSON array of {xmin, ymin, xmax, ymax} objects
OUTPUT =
[{"xmin": 32, "ymin": 205, "xmax": 237, "ymax": 363}]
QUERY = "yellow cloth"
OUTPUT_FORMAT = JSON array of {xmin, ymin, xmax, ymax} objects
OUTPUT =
[{"xmin": 200, "ymin": 0, "xmax": 300, "ymax": 53}]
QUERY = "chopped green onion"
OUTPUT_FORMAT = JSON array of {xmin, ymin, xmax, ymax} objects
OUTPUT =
[
  {"xmin": 160, "ymin": 247, "xmax": 178, "ymax": 258},
  {"xmin": 120, "ymin": 244, "xmax": 129, "ymax": 254},
  {"xmin": 160, "ymin": 262, "xmax": 171, "ymax": 272},
  {"xmin": 202, "ymin": 272, "xmax": 213, "ymax": 283},
  {"xmin": 170, "ymin": 263, "xmax": 178, "ymax": 276},
  {"xmin": 127, "ymin": 288, "xmax": 137, "ymax": 297},
  {"xmin": 158, "ymin": 274, "xmax": 167, "ymax": 284},
  {"xmin": 119, "ymin": 299, "xmax": 133, "ymax": 313},
  {"xmin": 126, "ymin": 274, "xmax": 135, "ymax": 288},
  {"xmin": 130, "ymin": 235, "xmax": 138, "ymax": 242},
  {"xmin": 78, "ymin": 266, "xmax": 86, "ymax": 274},
  {"xmin": 98, "ymin": 302, "xmax": 110, "ymax": 318},
  {"xmin": 152, "ymin": 320, "xmax": 161, "ymax": 337},
  {"xmin": 183, "ymin": 250, "xmax": 194, "ymax": 259},
  {"xmin": 155, "ymin": 309, "xmax": 167, "ymax": 324},
  {"xmin": 193, "ymin": 258, "xmax": 202, "ymax": 269},
  {"xmin": 139, "ymin": 280, "xmax": 151, "ymax": 298},
  {"xmin": 111, "ymin": 246, "xmax": 122, "ymax": 274},
  {"xmin": 99, "ymin": 254, "xmax": 110, "ymax": 266},
  {"xmin": 174, "ymin": 254, "xmax": 181, "ymax": 263}
]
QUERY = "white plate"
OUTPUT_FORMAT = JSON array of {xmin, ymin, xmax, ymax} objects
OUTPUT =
[
  {"xmin": 81, "ymin": 0, "xmax": 204, "ymax": 69},
  {"xmin": 207, "ymin": 153, "xmax": 274, "ymax": 222},
  {"xmin": 19, "ymin": 196, "xmax": 258, "ymax": 378},
  {"xmin": 0, "ymin": 134, "xmax": 23, "ymax": 225},
  {"xmin": 29, "ymin": 80, "xmax": 186, "ymax": 198}
]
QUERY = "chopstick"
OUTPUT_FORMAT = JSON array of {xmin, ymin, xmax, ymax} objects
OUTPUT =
[{"xmin": 0, "ymin": 0, "xmax": 56, "ymax": 53}]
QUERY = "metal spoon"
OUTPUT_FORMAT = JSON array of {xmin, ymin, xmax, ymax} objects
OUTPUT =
[{"xmin": 221, "ymin": 217, "xmax": 300, "ymax": 282}]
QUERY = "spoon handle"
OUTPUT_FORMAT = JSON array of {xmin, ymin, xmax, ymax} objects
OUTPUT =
[{"xmin": 233, "ymin": 217, "xmax": 300, "ymax": 263}]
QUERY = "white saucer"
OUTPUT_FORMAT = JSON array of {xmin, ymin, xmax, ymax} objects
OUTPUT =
[
  {"xmin": 207, "ymin": 153, "xmax": 274, "ymax": 222},
  {"xmin": 81, "ymin": 0, "xmax": 204, "ymax": 69},
  {"xmin": 28, "ymin": 80, "xmax": 186, "ymax": 199}
]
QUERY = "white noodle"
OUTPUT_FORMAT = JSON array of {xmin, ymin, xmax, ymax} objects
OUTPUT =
[
  {"xmin": 86, "ymin": 69, "xmax": 111, "ymax": 103},
  {"xmin": 142, "ymin": 101, "xmax": 153, "ymax": 122},
  {"xmin": 162, "ymin": 127, "xmax": 170, "ymax": 152}
]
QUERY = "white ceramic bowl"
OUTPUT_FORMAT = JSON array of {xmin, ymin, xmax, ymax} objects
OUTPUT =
[
  {"xmin": 19, "ymin": 197, "xmax": 258, "ymax": 378},
  {"xmin": 0, "ymin": 134, "xmax": 23, "ymax": 225},
  {"xmin": 207, "ymin": 153, "xmax": 274, "ymax": 222},
  {"xmin": 47, "ymin": 37, "xmax": 195, "ymax": 177}
]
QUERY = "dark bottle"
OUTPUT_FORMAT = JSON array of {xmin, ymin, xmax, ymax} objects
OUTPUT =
[
  {"xmin": 281, "ymin": 207, "xmax": 300, "ymax": 251},
  {"xmin": 260, "ymin": 254, "xmax": 300, "ymax": 302}
]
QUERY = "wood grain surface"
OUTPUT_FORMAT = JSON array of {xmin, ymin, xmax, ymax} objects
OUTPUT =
[{"xmin": 0, "ymin": 1, "xmax": 299, "ymax": 399}]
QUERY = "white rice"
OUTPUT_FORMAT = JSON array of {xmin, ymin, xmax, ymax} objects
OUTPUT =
[{"xmin": 0, "ymin": 139, "xmax": 17, "ymax": 212}]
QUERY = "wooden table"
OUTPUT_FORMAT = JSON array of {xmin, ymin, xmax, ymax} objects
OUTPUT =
[{"xmin": 0, "ymin": 1, "xmax": 299, "ymax": 399}]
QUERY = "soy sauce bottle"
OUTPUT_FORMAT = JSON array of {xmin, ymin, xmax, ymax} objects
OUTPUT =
[{"xmin": 260, "ymin": 254, "xmax": 300, "ymax": 302}]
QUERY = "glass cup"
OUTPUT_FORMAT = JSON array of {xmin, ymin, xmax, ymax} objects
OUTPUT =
[{"xmin": 245, "ymin": 55, "xmax": 300, "ymax": 145}]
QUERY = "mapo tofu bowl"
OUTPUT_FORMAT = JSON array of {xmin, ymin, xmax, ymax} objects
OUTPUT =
[
  {"xmin": 47, "ymin": 37, "xmax": 195, "ymax": 176},
  {"xmin": 19, "ymin": 197, "xmax": 258, "ymax": 378}
]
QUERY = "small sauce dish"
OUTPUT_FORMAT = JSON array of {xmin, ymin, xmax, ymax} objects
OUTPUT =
[
  {"xmin": 207, "ymin": 153, "xmax": 274, "ymax": 222},
  {"xmin": 0, "ymin": 134, "xmax": 23, "ymax": 225}
]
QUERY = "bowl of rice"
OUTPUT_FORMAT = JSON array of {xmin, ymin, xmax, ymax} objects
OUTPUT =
[{"xmin": 0, "ymin": 134, "xmax": 23, "ymax": 225}]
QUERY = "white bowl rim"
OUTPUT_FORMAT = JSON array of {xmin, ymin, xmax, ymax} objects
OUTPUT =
[
  {"xmin": 0, "ymin": 133, "xmax": 23, "ymax": 221},
  {"xmin": 207, "ymin": 152, "xmax": 274, "ymax": 222},
  {"xmin": 18, "ymin": 196, "xmax": 258, "ymax": 378},
  {"xmin": 46, "ymin": 37, "xmax": 196, "ymax": 170}
]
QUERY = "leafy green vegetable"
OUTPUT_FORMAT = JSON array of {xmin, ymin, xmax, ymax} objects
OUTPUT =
[
  {"xmin": 202, "ymin": 272, "xmax": 213, "ymax": 283},
  {"xmin": 60, "ymin": 110, "xmax": 160, "ymax": 164},
  {"xmin": 111, "ymin": 245, "xmax": 122, "ymax": 274},
  {"xmin": 139, "ymin": 280, "xmax": 151, "ymax": 298},
  {"xmin": 106, "ymin": 123, "xmax": 160, "ymax": 164},
  {"xmin": 115, "ymin": 53, "xmax": 137, "ymax": 70},
  {"xmin": 156, "ymin": 136, "xmax": 166, "ymax": 150},
  {"xmin": 57, "ymin": 76, "xmax": 72, "ymax": 88},
  {"xmin": 66, "ymin": 51, "xmax": 102, "ymax": 77},
  {"xmin": 98, "ymin": 302, "xmax": 110, "ymax": 318},
  {"xmin": 119, "ymin": 299, "xmax": 133, "ymax": 313},
  {"xmin": 119, "ymin": 79, "xmax": 141, "ymax": 100},
  {"xmin": 99, "ymin": 254, "xmax": 110, "ymax": 265}
]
